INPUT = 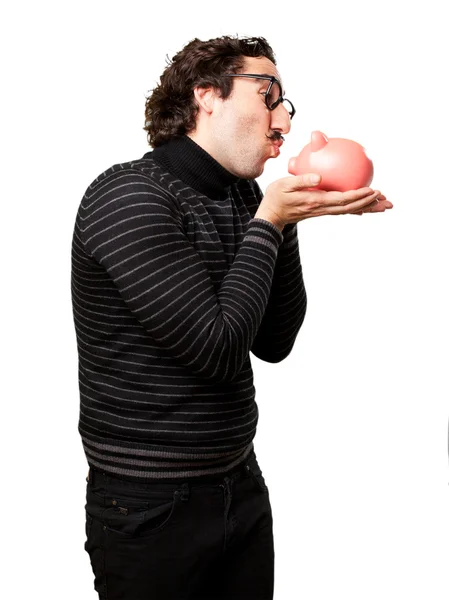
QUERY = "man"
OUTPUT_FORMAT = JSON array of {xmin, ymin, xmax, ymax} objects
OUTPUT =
[{"xmin": 71, "ymin": 35, "xmax": 392, "ymax": 600}]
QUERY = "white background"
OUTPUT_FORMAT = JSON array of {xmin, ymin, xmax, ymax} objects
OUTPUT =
[{"xmin": 2, "ymin": 1, "xmax": 448, "ymax": 598}]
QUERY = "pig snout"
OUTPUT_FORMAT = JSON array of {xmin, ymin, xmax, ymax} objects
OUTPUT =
[{"xmin": 288, "ymin": 157, "xmax": 297, "ymax": 174}]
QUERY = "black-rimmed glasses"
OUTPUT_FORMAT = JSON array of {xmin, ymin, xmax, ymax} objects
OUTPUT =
[{"xmin": 222, "ymin": 73, "xmax": 296, "ymax": 119}]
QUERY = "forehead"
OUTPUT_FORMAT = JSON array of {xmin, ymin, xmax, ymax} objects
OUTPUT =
[{"xmin": 240, "ymin": 56, "xmax": 283, "ymax": 88}]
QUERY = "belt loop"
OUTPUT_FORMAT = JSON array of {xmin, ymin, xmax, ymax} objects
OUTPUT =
[{"xmin": 243, "ymin": 451, "xmax": 253, "ymax": 478}]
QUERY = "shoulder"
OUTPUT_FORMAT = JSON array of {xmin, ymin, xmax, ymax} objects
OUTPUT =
[
  {"xmin": 86, "ymin": 155, "xmax": 167, "ymax": 190},
  {"xmin": 81, "ymin": 156, "xmax": 178, "ymax": 210}
]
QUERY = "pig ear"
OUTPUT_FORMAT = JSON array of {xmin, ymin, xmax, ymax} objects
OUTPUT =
[{"xmin": 311, "ymin": 131, "xmax": 328, "ymax": 152}]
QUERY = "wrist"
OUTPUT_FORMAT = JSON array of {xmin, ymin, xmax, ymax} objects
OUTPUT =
[{"xmin": 254, "ymin": 206, "xmax": 285, "ymax": 232}]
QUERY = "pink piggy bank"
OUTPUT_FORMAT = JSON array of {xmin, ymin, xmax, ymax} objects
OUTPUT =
[{"xmin": 288, "ymin": 131, "xmax": 374, "ymax": 192}]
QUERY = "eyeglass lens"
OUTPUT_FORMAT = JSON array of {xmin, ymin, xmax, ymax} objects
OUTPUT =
[{"xmin": 266, "ymin": 81, "xmax": 281, "ymax": 109}]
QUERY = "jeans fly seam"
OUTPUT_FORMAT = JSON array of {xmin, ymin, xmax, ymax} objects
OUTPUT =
[{"xmin": 221, "ymin": 477, "xmax": 233, "ymax": 554}]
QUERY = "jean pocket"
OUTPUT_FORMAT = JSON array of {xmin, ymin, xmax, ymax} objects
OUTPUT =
[
  {"xmin": 85, "ymin": 511, "xmax": 93, "ymax": 541},
  {"xmin": 96, "ymin": 487, "xmax": 181, "ymax": 538},
  {"xmin": 245, "ymin": 458, "xmax": 269, "ymax": 493}
]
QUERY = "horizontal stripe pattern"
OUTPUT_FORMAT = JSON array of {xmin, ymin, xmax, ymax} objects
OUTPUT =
[{"xmin": 71, "ymin": 156, "xmax": 307, "ymax": 480}]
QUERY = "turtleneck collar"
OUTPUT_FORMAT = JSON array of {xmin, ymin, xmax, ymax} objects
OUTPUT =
[{"xmin": 144, "ymin": 135, "xmax": 240, "ymax": 201}]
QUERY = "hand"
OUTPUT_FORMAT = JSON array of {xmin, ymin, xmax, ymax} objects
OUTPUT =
[
  {"xmin": 350, "ymin": 192, "xmax": 393, "ymax": 216},
  {"xmin": 260, "ymin": 174, "xmax": 392, "ymax": 227}
]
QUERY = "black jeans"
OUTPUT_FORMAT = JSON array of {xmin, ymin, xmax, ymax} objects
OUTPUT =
[{"xmin": 84, "ymin": 450, "xmax": 274, "ymax": 599}]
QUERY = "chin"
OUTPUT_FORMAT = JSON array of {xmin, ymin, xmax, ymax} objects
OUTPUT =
[
  {"xmin": 246, "ymin": 159, "xmax": 266, "ymax": 179},
  {"xmin": 230, "ymin": 154, "xmax": 265, "ymax": 180},
  {"xmin": 243, "ymin": 167, "xmax": 264, "ymax": 180}
]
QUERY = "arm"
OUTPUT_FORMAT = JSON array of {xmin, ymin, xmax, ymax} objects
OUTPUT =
[
  {"xmin": 250, "ymin": 181, "xmax": 307, "ymax": 363},
  {"xmin": 79, "ymin": 169, "xmax": 285, "ymax": 383}
]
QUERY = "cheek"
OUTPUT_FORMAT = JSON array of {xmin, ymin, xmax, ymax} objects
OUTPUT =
[{"xmin": 234, "ymin": 114, "xmax": 265, "ymax": 141}]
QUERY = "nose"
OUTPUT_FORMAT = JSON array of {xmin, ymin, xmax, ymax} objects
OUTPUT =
[{"xmin": 270, "ymin": 102, "xmax": 292, "ymax": 135}]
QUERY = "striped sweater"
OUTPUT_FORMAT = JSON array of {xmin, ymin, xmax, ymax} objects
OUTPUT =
[{"xmin": 71, "ymin": 135, "xmax": 307, "ymax": 481}]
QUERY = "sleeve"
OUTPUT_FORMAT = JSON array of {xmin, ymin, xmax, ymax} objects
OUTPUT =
[
  {"xmin": 80, "ymin": 170, "xmax": 285, "ymax": 383},
  {"xmin": 249, "ymin": 179, "xmax": 307, "ymax": 362}
]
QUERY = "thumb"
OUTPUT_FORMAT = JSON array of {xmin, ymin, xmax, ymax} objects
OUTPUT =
[{"xmin": 288, "ymin": 173, "xmax": 321, "ymax": 189}]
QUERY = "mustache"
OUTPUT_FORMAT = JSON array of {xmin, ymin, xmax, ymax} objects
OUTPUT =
[{"xmin": 266, "ymin": 132, "xmax": 285, "ymax": 142}]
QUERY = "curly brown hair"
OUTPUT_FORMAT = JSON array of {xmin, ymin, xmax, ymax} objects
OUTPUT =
[{"xmin": 143, "ymin": 35, "xmax": 276, "ymax": 148}]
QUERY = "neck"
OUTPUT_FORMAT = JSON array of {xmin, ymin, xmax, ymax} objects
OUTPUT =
[{"xmin": 147, "ymin": 135, "xmax": 240, "ymax": 201}]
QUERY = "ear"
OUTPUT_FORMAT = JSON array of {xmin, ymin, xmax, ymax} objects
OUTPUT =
[{"xmin": 192, "ymin": 86, "xmax": 218, "ymax": 114}]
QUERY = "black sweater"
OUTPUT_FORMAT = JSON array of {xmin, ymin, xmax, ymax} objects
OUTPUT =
[{"xmin": 71, "ymin": 135, "xmax": 307, "ymax": 481}]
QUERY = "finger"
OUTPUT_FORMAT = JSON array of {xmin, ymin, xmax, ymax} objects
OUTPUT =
[
  {"xmin": 378, "ymin": 197, "xmax": 393, "ymax": 208},
  {"xmin": 345, "ymin": 186, "xmax": 376, "ymax": 197},
  {"xmin": 367, "ymin": 199, "xmax": 393, "ymax": 212},
  {"xmin": 320, "ymin": 187, "xmax": 376, "ymax": 207},
  {"xmin": 327, "ymin": 191, "xmax": 380, "ymax": 214},
  {"xmin": 370, "ymin": 193, "xmax": 393, "ymax": 207},
  {"xmin": 365, "ymin": 200, "xmax": 381, "ymax": 212},
  {"xmin": 349, "ymin": 193, "xmax": 392, "ymax": 215},
  {"xmin": 285, "ymin": 173, "xmax": 322, "ymax": 191},
  {"xmin": 358, "ymin": 198, "xmax": 394, "ymax": 214}
]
